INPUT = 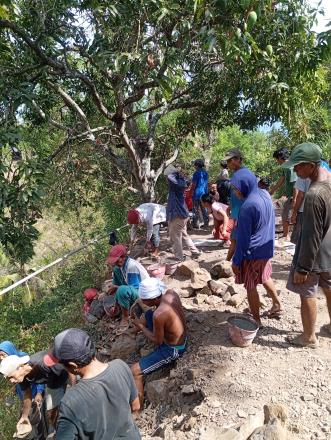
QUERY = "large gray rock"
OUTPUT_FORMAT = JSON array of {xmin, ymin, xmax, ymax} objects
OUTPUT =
[
  {"xmin": 110, "ymin": 333, "xmax": 137, "ymax": 360},
  {"xmin": 227, "ymin": 292, "xmax": 246, "ymax": 307},
  {"xmin": 191, "ymin": 268, "xmax": 211, "ymax": 289},
  {"xmin": 199, "ymin": 426, "xmax": 240, "ymax": 440},
  {"xmin": 208, "ymin": 279, "xmax": 228, "ymax": 295},
  {"xmin": 237, "ymin": 412, "xmax": 264, "ymax": 439},
  {"xmin": 249, "ymin": 419, "xmax": 287, "ymax": 440},
  {"xmin": 146, "ymin": 378, "xmax": 169, "ymax": 405},
  {"xmin": 210, "ymin": 261, "xmax": 234, "ymax": 279},
  {"xmin": 176, "ymin": 260, "xmax": 200, "ymax": 277},
  {"xmin": 264, "ymin": 404, "xmax": 288, "ymax": 427}
]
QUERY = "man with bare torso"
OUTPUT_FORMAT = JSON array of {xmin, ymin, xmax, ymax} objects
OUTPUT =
[{"xmin": 130, "ymin": 278, "xmax": 187, "ymax": 403}]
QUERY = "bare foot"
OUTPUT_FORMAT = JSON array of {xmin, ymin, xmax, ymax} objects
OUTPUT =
[{"xmin": 287, "ymin": 334, "xmax": 318, "ymax": 349}]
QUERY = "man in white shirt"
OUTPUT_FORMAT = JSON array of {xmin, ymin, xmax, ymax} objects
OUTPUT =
[{"xmin": 127, "ymin": 203, "xmax": 167, "ymax": 256}]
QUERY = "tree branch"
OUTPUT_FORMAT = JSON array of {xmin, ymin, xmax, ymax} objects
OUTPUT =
[{"xmin": 154, "ymin": 149, "xmax": 179, "ymax": 182}]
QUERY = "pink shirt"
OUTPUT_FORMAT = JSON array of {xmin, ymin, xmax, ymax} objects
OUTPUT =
[{"xmin": 211, "ymin": 202, "xmax": 228, "ymax": 221}]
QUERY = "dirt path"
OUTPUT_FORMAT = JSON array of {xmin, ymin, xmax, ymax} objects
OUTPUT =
[{"xmin": 134, "ymin": 229, "xmax": 331, "ymax": 439}]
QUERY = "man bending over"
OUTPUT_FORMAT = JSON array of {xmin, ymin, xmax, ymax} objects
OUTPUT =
[{"xmin": 131, "ymin": 278, "xmax": 187, "ymax": 404}]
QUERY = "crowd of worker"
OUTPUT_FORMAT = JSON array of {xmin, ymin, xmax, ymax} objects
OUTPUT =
[{"xmin": 0, "ymin": 142, "xmax": 330, "ymax": 440}]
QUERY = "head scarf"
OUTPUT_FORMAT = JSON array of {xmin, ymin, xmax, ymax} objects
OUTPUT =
[
  {"xmin": 230, "ymin": 168, "xmax": 258, "ymax": 198},
  {"xmin": 106, "ymin": 244, "xmax": 127, "ymax": 265},
  {"xmin": 84, "ymin": 288, "xmax": 98, "ymax": 302},
  {"xmin": 139, "ymin": 277, "xmax": 167, "ymax": 300},
  {"xmin": 0, "ymin": 341, "xmax": 27, "ymax": 358},
  {"xmin": 127, "ymin": 209, "xmax": 140, "ymax": 224}
]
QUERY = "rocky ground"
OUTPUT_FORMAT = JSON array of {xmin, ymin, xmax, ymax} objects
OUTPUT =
[{"xmin": 95, "ymin": 228, "xmax": 331, "ymax": 440}]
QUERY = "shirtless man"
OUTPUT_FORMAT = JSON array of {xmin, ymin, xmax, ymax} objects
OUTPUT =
[{"xmin": 130, "ymin": 278, "xmax": 187, "ymax": 403}]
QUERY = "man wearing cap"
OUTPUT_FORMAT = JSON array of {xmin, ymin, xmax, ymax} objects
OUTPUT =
[
  {"xmin": 127, "ymin": 203, "xmax": 167, "ymax": 257},
  {"xmin": 191, "ymin": 159, "xmax": 209, "ymax": 229},
  {"xmin": 130, "ymin": 278, "xmax": 187, "ymax": 403},
  {"xmin": 165, "ymin": 165, "xmax": 201, "ymax": 260},
  {"xmin": 222, "ymin": 148, "xmax": 244, "ymax": 261},
  {"xmin": 106, "ymin": 244, "xmax": 149, "ymax": 327},
  {"xmin": 284, "ymin": 142, "xmax": 331, "ymax": 348},
  {"xmin": 44, "ymin": 328, "xmax": 141, "ymax": 439}
]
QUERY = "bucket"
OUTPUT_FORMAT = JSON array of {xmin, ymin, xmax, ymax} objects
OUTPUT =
[
  {"xmin": 140, "ymin": 257, "xmax": 159, "ymax": 269},
  {"xmin": 165, "ymin": 258, "xmax": 178, "ymax": 275},
  {"xmin": 227, "ymin": 314, "xmax": 259, "ymax": 347},
  {"xmin": 147, "ymin": 263, "xmax": 166, "ymax": 280}
]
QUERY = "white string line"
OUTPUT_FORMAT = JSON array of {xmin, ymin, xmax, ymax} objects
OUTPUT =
[{"xmin": 0, "ymin": 224, "xmax": 129, "ymax": 297}]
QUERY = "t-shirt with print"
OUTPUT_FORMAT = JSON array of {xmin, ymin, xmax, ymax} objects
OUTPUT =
[
  {"xmin": 192, "ymin": 169, "xmax": 209, "ymax": 200},
  {"xmin": 56, "ymin": 359, "xmax": 140, "ymax": 440},
  {"xmin": 20, "ymin": 351, "xmax": 68, "ymax": 392},
  {"xmin": 282, "ymin": 166, "xmax": 297, "ymax": 198}
]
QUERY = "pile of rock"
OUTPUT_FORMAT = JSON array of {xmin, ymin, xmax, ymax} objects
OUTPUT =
[{"xmin": 175, "ymin": 259, "xmax": 247, "ymax": 309}]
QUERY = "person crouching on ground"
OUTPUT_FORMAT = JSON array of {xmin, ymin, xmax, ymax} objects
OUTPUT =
[
  {"xmin": 105, "ymin": 244, "xmax": 150, "ymax": 328},
  {"xmin": 44, "ymin": 328, "xmax": 141, "ymax": 439},
  {"xmin": 130, "ymin": 278, "xmax": 187, "ymax": 404},
  {"xmin": 201, "ymin": 194, "xmax": 233, "ymax": 241},
  {"xmin": 230, "ymin": 168, "xmax": 283, "ymax": 326},
  {"xmin": 127, "ymin": 203, "xmax": 167, "ymax": 257}
]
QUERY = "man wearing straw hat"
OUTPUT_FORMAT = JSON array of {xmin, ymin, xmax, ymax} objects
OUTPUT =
[{"xmin": 130, "ymin": 278, "xmax": 187, "ymax": 403}]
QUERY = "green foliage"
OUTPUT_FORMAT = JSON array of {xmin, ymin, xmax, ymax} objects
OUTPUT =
[{"xmin": 0, "ymin": 149, "xmax": 44, "ymax": 267}]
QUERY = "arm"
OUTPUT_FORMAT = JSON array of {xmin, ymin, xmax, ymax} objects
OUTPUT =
[
  {"xmin": 20, "ymin": 387, "xmax": 32, "ymax": 421},
  {"xmin": 295, "ymin": 191, "xmax": 325, "ymax": 273},
  {"xmin": 130, "ymin": 225, "xmax": 138, "ymax": 242},
  {"xmin": 269, "ymin": 175, "xmax": 285, "ymax": 195},
  {"xmin": 132, "ymin": 312, "xmax": 165, "ymax": 345},
  {"xmin": 290, "ymin": 190, "xmax": 304, "ymax": 224},
  {"xmin": 130, "ymin": 396, "xmax": 140, "ymax": 412}
]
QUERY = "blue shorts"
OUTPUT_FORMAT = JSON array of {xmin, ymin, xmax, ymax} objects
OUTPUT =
[{"xmin": 139, "ymin": 310, "xmax": 187, "ymax": 374}]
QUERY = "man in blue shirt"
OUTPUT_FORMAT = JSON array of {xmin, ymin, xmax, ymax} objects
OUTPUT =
[
  {"xmin": 191, "ymin": 159, "xmax": 209, "ymax": 229},
  {"xmin": 231, "ymin": 168, "xmax": 283, "ymax": 325},
  {"xmin": 165, "ymin": 165, "xmax": 201, "ymax": 260}
]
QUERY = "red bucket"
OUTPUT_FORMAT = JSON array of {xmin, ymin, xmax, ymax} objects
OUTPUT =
[{"xmin": 147, "ymin": 263, "xmax": 166, "ymax": 280}]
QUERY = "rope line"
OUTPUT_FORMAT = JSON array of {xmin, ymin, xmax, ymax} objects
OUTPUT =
[{"xmin": 0, "ymin": 224, "xmax": 129, "ymax": 297}]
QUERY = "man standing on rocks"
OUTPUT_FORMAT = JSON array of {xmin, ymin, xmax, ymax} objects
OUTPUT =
[
  {"xmin": 231, "ymin": 168, "xmax": 283, "ymax": 325},
  {"xmin": 222, "ymin": 148, "xmax": 244, "ymax": 261},
  {"xmin": 130, "ymin": 278, "xmax": 187, "ymax": 404},
  {"xmin": 44, "ymin": 328, "xmax": 141, "ymax": 439},
  {"xmin": 284, "ymin": 143, "xmax": 331, "ymax": 348},
  {"xmin": 165, "ymin": 165, "xmax": 201, "ymax": 261}
]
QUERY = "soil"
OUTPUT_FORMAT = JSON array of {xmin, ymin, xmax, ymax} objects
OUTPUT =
[{"xmin": 98, "ymin": 227, "xmax": 331, "ymax": 440}]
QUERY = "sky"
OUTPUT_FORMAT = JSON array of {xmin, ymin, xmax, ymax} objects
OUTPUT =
[{"xmin": 309, "ymin": 0, "xmax": 331, "ymax": 32}]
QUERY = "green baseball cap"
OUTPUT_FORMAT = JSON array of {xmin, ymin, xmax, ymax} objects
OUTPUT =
[{"xmin": 282, "ymin": 142, "xmax": 321, "ymax": 169}]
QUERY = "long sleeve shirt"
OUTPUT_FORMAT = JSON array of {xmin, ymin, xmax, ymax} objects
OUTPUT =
[
  {"xmin": 293, "ymin": 180, "xmax": 331, "ymax": 272},
  {"xmin": 130, "ymin": 203, "xmax": 166, "ymax": 242},
  {"xmin": 166, "ymin": 172, "xmax": 189, "ymax": 221}
]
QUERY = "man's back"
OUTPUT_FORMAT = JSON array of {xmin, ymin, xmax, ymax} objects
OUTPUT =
[{"xmin": 56, "ymin": 360, "xmax": 140, "ymax": 440}]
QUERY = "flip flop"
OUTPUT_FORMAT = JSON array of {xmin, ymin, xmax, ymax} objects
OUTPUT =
[
  {"xmin": 286, "ymin": 335, "xmax": 319, "ymax": 349},
  {"xmin": 261, "ymin": 309, "xmax": 284, "ymax": 319}
]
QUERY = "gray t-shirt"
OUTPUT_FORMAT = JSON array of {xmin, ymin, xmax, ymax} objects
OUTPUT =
[{"xmin": 56, "ymin": 359, "xmax": 140, "ymax": 440}]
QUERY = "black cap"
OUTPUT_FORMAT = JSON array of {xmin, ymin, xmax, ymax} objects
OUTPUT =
[{"xmin": 44, "ymin": 328, "xmax": 94, "ymax": 366}]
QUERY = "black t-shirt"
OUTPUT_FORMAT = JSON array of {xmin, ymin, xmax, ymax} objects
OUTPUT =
[
  {"xmin": 20, "ymin": 351, "xmax": 68, "ymax": 391},
  {"xmin": 56, "ymin": 359, "xmax": 140, "ymax": 440},
  {"xmin": 217, "ymin": 179, "xmax": 231, "ymax": 205}
]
